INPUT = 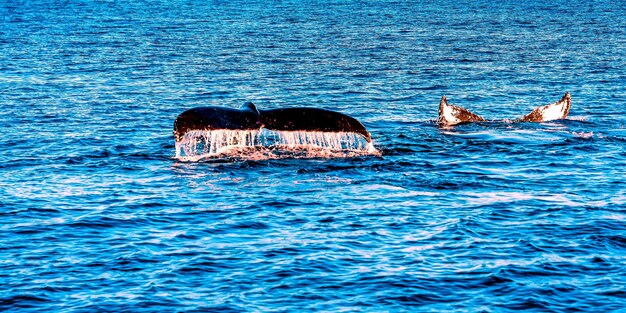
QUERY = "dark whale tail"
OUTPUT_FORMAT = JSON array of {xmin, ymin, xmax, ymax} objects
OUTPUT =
[
  {"xmin": 437, "ymin": 95, "xmax": 486, "ymax": 126},
  {"xmin": 260, "ymin": 108, "xmax": 371, "ymax": 143},
  {"xmin": 437, "ymin": 92, "xmax": 572, "ymax": 126},
  {"xmin": 518, "ymin": 92, "xmax": 571, "ymax": 122},
  {"xmin": 173, "ymin": 103, "xmax": 371, "ymax": 143}
]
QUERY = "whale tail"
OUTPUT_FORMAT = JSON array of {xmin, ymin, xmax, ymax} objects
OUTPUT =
[
  {"xmin": 173, "ymin": 103, "xmax": 372, "ymax": 143},
  {"xmin": 518, "ymin": 92, "xmax": 571, "ymax": 122},
  {"xmin": 437, "ymin": 95, "xmax": 486, "ymax": 126},
  {"xmin": 437, "ymin": 92, "xmax": 572, "ymax": 126}
]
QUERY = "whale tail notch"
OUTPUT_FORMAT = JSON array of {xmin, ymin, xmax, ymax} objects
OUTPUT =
[
  {"xmin": 518, "ymin": 92, "xmax": 571, "ymax": 122},
  {"xmin": 437, "ymin": 95, "xmax": 486, "ymax": 126}
]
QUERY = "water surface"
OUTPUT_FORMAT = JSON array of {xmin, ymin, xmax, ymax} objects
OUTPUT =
[{"xmin": 1, "ymin": 0, "xmax": 625, "ymax": 311}]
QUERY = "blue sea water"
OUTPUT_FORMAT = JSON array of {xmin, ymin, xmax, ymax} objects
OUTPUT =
[{"xmin": 1, "ymin": 0, "xmax": 626, "ymax": 311}]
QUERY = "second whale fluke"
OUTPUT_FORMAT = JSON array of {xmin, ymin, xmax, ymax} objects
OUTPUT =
[{"xmin": 437, "ymin": 92, "xmax": 572, "ymax": 126}]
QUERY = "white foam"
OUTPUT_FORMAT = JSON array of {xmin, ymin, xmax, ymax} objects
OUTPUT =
[
  {"xmin": 572, "ymin": 132, "xmax": 594, "ymax": 139},
  {"xmin": 567, "ymin": 115, "xmax": 589, "ymax": 122}
]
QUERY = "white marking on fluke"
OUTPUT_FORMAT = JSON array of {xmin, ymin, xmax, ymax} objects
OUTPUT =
[
  {"xmin": 519, "ymin": 92, "xmax": 572, "ymax": 122},
  {"xmin": 437, "ymin": 95, "xmax": 486, "ymax": 126}
]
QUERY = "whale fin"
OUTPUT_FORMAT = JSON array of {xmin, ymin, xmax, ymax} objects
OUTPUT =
[
  {"xmin": 519, "ymin": 92, "xmax": 571, "ymax": 122},
  {"xmin": 437, "ymin": 95, "xmax": 486, "ymax": 126}
]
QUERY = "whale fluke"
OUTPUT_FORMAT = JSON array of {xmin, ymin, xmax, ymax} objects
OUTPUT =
[
  {"xmin": 518, "ymin": 92, "xmax": 571, "ymax": 122},
  {"xmin": 437, "ymin": 95, "xmax": 486, "ymax": 126},
  {"xmin": 173, "ymin": 103, "xmax": 371, "ymax": 143},
  {"xmin": 260, "ymin": 108, "xmax": 371, "ymax": 143}
]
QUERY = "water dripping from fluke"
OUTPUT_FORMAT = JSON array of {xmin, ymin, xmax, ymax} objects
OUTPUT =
[{"xmin": 174, "ymin": 129, "xmax": 380, "ymax": 161}]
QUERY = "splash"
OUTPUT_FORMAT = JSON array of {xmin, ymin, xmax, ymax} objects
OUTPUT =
[{"xmin": 175, "ymin": 129, "xmax": 379, "ymax": 161}]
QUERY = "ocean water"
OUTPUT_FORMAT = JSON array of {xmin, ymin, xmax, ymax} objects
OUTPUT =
[{"xmin": 1, "ymin": 0, "xmax": 626, "ymax": 311}]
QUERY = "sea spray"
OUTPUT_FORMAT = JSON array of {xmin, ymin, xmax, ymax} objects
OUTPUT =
[{"xmin": 175, "ymin": 129, "xmax": 377, "ymax": 160}]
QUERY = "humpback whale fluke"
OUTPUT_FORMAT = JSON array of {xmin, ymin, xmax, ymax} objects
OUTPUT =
[
  {"xmin": 437, "ymin": 95, "xmax": 486, "ymax": 126},
  {"xmin": 518, "ymin": 92, "xmax": 572, "ymax": 122},
  {"xmin": 173, "ymin": 103, "xmax": 371, "ymax": 143},
  {"xmin": 437, "ymin": 92, "xmax": 572, "ymax": 126}
]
